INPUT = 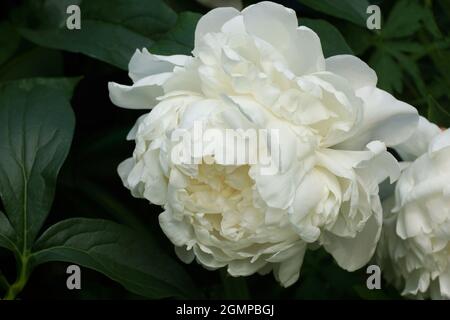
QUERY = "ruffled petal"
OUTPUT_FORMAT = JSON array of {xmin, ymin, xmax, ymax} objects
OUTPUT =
[
  {"xmin": 227, "ymin": 258, "xmax": 267, "ymax": 276},
  {"xmin": 108, "ymin": 73, "xmax": 171, "ymax": 109},
  {"xmin": 325, "ymin": 54, "xmax": 377, "ymax": 90},
  {"xmin": 429, "ymin": 128, "xmax": 450, "ymax": 154},
  {"xmin": 243, "ymin": 2, "xmax": 324, "ymax": 75},
  {"xmin": 395, "ymin": 116, "xmax": 441, "ymax": 161},
  {"xmin": 159, "ymin": 208, "xmax": 194, "ymax": 247},
  {"xmin": 337, "ymin": 86, "xmax": 419, "ymax": 150},
  {"xmin": 128, "ymin": 48, "xmax": 190, "ymax": 82},
  {"xmin": 275, "ymin": 244, "xmax": 306, "ymax": 287},
  {"xmin": 194, "ymin": 7, "xmax": 240, "ymax": 49},
  {"xmin": 322, "ymin": 208, "xmax": 382, "ymax": 271}
]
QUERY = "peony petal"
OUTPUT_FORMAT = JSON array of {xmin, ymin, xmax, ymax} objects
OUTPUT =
[
  {"xmin": 128, "ymin": 48, "xmax": 190, "ymax": 82},
  {"xmin": 159, "ymin": 209, "xmax": 194, "ymax": 247},
  {"xmin": 108, "ymin": 73, "xmax": 171, "ymax": 109},
  {"xmin": 194, "ymin": 7, "xmax": 240, "ymax": 49},
  {"xmin": 290, "ymin": 169, "xmax": 341, "ymax": 242},
  {"xmin": 242, "ymin": 1, "xmax": 298, "ymax": 47},
  {"xmin": 275, "ymin": 243, "xmax": 306, "ymax": 287},
  {"xmin": 228, "ymin": 258, "xmax": 267, "ymax": 276},
  {"xmin": 126, "ymin": 114, "xmax": 147, "ymax": 141},
  {"xmin": 429, "ymin": 128, "xmax": 450, "ymax": 154},
  {"xmin": 396, "ymin": 203, "xmax": 432, "ymax": 239},
  {"xmin": 325, "ymin": 54, "xmax": 377, "ymax": 90},
  {"xmin": 337, "ymin": 86, "xmax": 419, "ymax": 150},
  {"xmin": 175, "ymin": 246, "xmax": 196, "ymax": 264},
  {"xmin": 243, "ymin": 2, "xmax": 324, "ymax": 75},
  {"xmin": 438, "ymin": 272, "xmax": 450, "ymax": 299},
  {"xmin": 322, "ymin": 209, "xmax": 382, "ymax": 271},
  {"xmin": 193, "ymin": 245, "xmax": 227, "ymax": 269},
  {"xmin": 221, "ymin": 15, "xmax": 246, "ymax": 34},
  {"xmin": 250, "ymin": 128, "xmax": 315, "ymax": 209},
  {"xmin": 355, "ymin": 141, "xmax": 401, "ymax": 188},
  {"xmin": 117, "ymin": 157, "xmax": 135, "ymax": 189},
  {"xmin": 299, "ymin": 72, "xmax": 363, "ymax": 146},
  {"xmin": 292, "ymin": 27, "xmax": 325, "ymax": 75},
  {"xmin": 142, "ymin": 150, "xmax": 167, "ymax": 205},
  {"xmin": 395, "ymin": 116, "xmax": 441, "ymax": 161}
]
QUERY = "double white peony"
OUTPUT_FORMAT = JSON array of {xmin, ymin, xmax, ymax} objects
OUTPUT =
[
  {"xmin": 377, "ymin": 120, "xmax": 450, "ymax": 299},
  {"xmin": 109, "ymin": 1, "xmax": 419, "ymax": 287}
]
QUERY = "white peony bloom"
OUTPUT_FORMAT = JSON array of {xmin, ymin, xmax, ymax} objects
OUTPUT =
[
  {"xmin": 377, "ymin": 126, "xmax": 450, "ymax": 299},
  {"xmin": 109, "ymin": 1, "xmax": 418, "ymax": 287}
]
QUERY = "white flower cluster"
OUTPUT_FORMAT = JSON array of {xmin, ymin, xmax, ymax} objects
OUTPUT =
[
  {"xmin": 108, "ymin": 2, "xmax": 450, "ymax": 298},
  {"xmin": 377, "ymin": 119, "xmax": 450, "ymax": 299}
]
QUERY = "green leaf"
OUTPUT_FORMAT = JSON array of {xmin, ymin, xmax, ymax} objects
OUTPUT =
[
  {"xmin": 0, "ymin": 211, "xmax": 18, "ymax": 253},
  {"xmin": 10, "ymin": 0, "xmax": 82, "ymax": 29},
  {"xmin": 385, "ymin": 41, "xmax": 425, "ymax": 55},
  {"xmin": 369, "ymin": 50, "xmax": 403, "ymax": 93},
  {"xmin": 32, "ymin": 218, "xmax": 200, "ymax": 299},
  {"xmin": 340, "ymin": 24, "xmax": 373, "ymax": 55},
  {"xmin": 430, "ymin": 48, "xmax": 450, "ymax": 90},
  {"xmin": 0, "ymin": 22, "xmax": 21, "ymax": 67},
  {"xmin": 422, "ymin": 6, "xmax": 442, "ymax": 38},
  {"xmin": 297, "ymin": 0, "xmax": 370, "ymax": 27},
  {"xmin": 0, "ymin": 47, "xmax": 64, "ymax": 82},
  {"xmin": 0, "ymin": 79, "xmax": 76, "ymax": 253},
  {"xmin": 300, "ymin": 18, "xmax": 353, "ymax": 57},
  {"xmin": 18, "ymin": 22, "xmax": 153, "ymax": 71},
  {"xmin": 151, "ymin": 12, "xmax": 201, "ymax": 55},
  {"xmin": 382, "ymin": 0, "xmax": 426, "ymax": 39},
  {"xmin": 428, "ymin": 95, "xmax": 450, "ymax": 127},
  {"xmin": 14, "ymin": 0, "xmax": 177, "ymax": 69},
  {"xmin": 438, "ymin": 0, "xmax": 450, "ymax": 20},
  {"xmin": 0, "ymin": 77, "xmax": 82, "ymax": 99},
  {"xmin": 82, "ymin": 0, "xmax": 177, "ymax": 38},
  {"xmin": 386, "ymin": 48, "xmax": 427, "ymax": 97}
]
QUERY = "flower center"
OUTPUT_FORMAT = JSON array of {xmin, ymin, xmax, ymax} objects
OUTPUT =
[{"xmin": 184, "ymin": 164, "xmax": 264, "ymax": 241}]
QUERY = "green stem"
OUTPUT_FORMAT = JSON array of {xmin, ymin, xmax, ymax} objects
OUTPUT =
[{"xmin": 3, "ymin": 255, "xmax": 30, "ymax": 300}]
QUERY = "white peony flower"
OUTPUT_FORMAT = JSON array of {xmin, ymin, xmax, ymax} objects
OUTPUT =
[
  {"xmin": 109, "ymin": 1, "xmax": 418, "ymax": 287},
  {"xmin": 377, "ymin": 125, "xmax": 450, "ymax": 299}
]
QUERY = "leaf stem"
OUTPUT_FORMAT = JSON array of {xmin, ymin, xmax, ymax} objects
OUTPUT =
[{"xmin": 3, "ymin": 254, "xmax": 30, "ymax": 300}]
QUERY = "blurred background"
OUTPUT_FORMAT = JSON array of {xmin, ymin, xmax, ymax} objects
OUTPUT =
[{"xmin": 0, "ymin": 0, "xmax": 448, "ymax": 299}]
